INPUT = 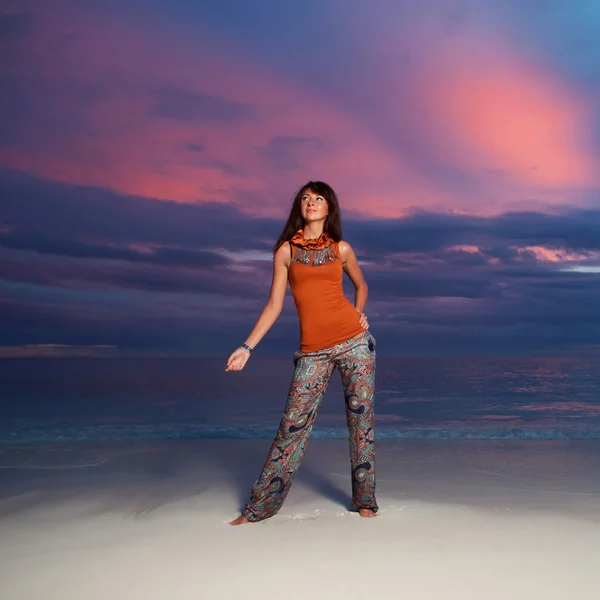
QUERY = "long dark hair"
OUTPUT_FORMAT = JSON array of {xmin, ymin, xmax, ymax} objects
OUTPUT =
[{"xmin": 273, "ymin": 181, "xmax": 343, "ymax": 252}]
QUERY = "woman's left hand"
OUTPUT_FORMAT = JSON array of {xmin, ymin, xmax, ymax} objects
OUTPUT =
[{"xmin": 358, "ymin": 311, "xmax": 369, "ymax": 330}]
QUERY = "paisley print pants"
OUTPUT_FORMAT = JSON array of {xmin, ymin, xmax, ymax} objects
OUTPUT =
[{"xmin": 242, "ymin": 330, "xmax": 378, "ymax": 522}]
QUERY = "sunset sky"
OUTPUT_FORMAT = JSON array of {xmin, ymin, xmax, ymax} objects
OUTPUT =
[{"xmin": 1, "ymin": 0, "xmax": 600, "ymax": 357}]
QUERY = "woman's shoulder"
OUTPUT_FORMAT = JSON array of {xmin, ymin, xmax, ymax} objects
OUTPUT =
[
  {"xmin": 274, "ymin": 241, "xmax": 292, "ymax": 264},
  {"xmin": 336, "ymin": 239, "xmax": 352, "ymax": 256}
]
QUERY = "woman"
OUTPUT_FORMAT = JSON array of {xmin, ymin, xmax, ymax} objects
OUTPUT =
[{"xmin": 226, "ymin": 181, "xmax": 378, "ymax": 524}]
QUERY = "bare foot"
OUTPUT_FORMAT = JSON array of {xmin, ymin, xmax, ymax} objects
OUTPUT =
[
  {"xmin": 359, "ymin": 508, "xmax": 377, "ymax": 518},
  {"xmin": 228, "ymin": 515, "xmax": 250, "ymax": 526}
]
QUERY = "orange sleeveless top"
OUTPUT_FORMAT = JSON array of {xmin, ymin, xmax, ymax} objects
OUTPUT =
[{"xmin": 288, "ymin": 230, "xmax": 364, "ymax": 353}]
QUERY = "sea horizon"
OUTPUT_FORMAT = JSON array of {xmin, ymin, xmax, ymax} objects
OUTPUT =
[{"xmin": 2, "ymin": 355, "xmax": 599, "ymax": 445}]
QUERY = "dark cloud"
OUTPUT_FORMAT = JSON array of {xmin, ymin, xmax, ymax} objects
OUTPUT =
[
  {"xmin": 255, "ymin": 136, "xmax": 324, "ymax": 170},
  {"xmin": 184, "ymin": 140, "xmax": 247, "ymax": 174},
  {"xmin": 186, "ymin": 143, "xmax": 205, "ymax": 152},
  {"xmin": 0, "ymin": 13, "xmax": 33, "ymax": 39},
  {"xmin": 0, "ymin": 168, "xmax": 276, "ymax": 249},
  {"xmin": 152, "ymin": 86, "xmax": 257, "ymax": 123},
  {"xmin": 366, "ymin": 267, "xmax": 494, "ymax": 299},
  {"xmin": 344, "ymin": 208, "xmax": 600, "ymax": 257},
  {"xmin": 0, "ymin": 235, "xmax": 230, "ymax": 268},
  {"xmin": 1, "ymin": 170, "xmax": 600, "ymax": 355},
  {"xmin": 0, "ymin": 297, "xmax": 188, "ymax": 350},
  {"xmin": 0, "ymin": 75, "xmax": 30, "ymax": 145},
  {"xmin": 488, "ymin": 210, "xmax": 600, "ymax": 250},
  {"xmin": 195, "ymin": 158, "xmax": 246, "ymax": 176},
  {"xmin": 0, "ymin": 73, "xmax": 98, "ymax": 146},
  {"xmin": 0, "ymin": 287, "xmax": 278, "ymax": 355},
  {"xmin": 0, "ymin": 252, "xmax": 270, "ymax": 298},
  {"xmin": 2, "ymin": 169, "xmax": 600, "ymax": 263}
]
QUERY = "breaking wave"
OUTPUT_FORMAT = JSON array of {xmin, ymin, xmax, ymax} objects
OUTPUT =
[{"xmin": 2, "ymin": 421, "xmax": 600, "ymax": 444}]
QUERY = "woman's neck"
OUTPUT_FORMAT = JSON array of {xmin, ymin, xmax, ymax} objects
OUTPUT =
[{"xmin": 302, "ymin": 222, "xmax": 325, "ymax": 240}]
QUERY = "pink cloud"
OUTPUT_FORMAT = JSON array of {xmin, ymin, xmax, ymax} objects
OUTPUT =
[
  {"xmin": 415, "ymin": 48, "xmax": 597, "ymax": 189},
  {"xmin": 516, "ymin": 246, "xmax": 600, "ymax": 263},
  {"xmin": 1, "ymin": 2, "xmax": 598, "ymax": 221},
  {"xmin": 0, "ymin": 3, "xmax": 473, "ymax": 218}
]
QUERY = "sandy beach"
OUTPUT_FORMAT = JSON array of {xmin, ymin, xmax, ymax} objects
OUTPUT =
[{"xmin": 1, "ymin": 439, "xmax": 599, "ymax": 599}]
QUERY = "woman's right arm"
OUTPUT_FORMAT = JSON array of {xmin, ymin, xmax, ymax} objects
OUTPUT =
[{"xmin": 225, "ymin": 242, "xmax": 291, "ymax": 372}]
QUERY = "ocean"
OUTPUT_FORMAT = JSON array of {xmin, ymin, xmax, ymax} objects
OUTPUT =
[{"xmin": 1, "ymin": 356, "xmax": 599, "ymax": 444}]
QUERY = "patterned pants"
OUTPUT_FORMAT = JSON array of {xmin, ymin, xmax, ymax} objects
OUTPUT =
[{"xmin": 242, "ymin": 330, "xmax": 378, "ymax": 522}]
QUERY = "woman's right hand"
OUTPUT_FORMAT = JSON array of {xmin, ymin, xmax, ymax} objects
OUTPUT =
[{"xmin": 225, "ymin": 347, "xmax": 250, "ymax": 372}]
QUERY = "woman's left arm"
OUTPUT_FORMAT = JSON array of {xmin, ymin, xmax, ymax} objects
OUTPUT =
[{"xmin": 339, "ymin": 241, "xmax": 369, "ymax": 327}]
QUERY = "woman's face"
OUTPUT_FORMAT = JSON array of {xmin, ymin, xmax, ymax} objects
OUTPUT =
[{"xmin": 300, "ymin": 188, "xmax": 329, "ymax": 223}]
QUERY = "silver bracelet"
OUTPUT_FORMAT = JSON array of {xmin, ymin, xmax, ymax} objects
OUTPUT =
[{"xmin": 239, "ymin": 343, "xmax": 253, "ymax": 355}]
